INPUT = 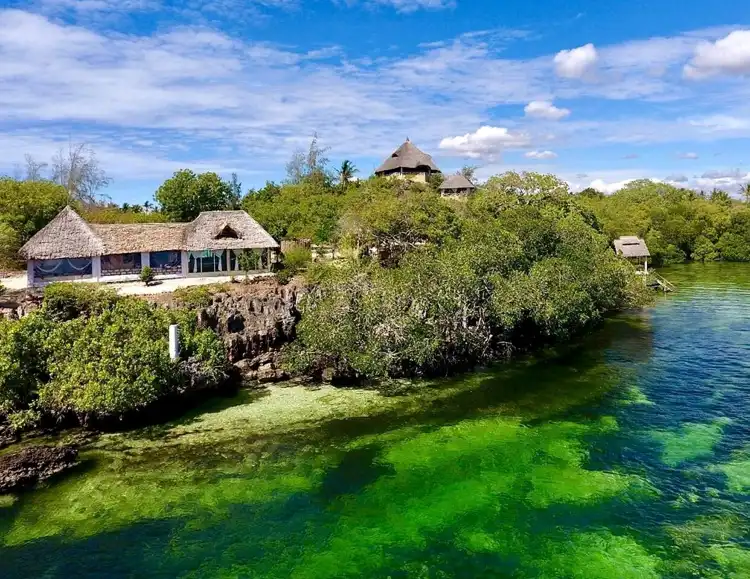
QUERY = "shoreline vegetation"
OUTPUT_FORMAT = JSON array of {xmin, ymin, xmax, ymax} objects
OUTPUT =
[{"xmin": 4, "ymin": 157, "xmax": 750, "ymax": 485}]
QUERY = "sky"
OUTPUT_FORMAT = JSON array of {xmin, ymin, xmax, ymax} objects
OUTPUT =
[{"xmin": 1, "ymin": 0, "xmax": 750, "ymax": 204}]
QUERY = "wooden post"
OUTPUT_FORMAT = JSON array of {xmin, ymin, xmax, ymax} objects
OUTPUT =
[{"xmin": 169, "ymin": 324, "xmax": 180, "ymax": 361}]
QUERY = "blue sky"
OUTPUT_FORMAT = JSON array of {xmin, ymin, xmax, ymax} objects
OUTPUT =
[{"xmin": 1, "ymin": 0, "xmax": 750, "ymax": 203}]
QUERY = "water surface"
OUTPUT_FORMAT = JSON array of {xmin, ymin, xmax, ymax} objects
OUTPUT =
[{"xmin": 1, "ymin": 263, "xmax": 749, "ymax": 578}]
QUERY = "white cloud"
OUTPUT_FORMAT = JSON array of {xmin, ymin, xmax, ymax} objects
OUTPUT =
[
  {"xmin": 695, "ymin": 169, "xmax": 750, "ymax": 191},
  {"xmin": 665, "ymin": 174, "xmax": 688, "ymax": 183},
  {"xmin": 525, "ymin": 150, "xmax": 557, "ymax": 160},
  {"xmin": 439, "ymin": 126, "xmax": 531, "ymax": 159},
  {"xmin": 368, "ymin": 0, "xmax": 454, "ymax": 11},
  {"xmin": 678, "ymin": 152, "xmax": 699, "ymax": 159},
  {"xmin": 553, "ymin": 43, "xmax": 598, "ymax": 79},
  {"xmin": 524, "ymin": 100, "xmax": 570, "ymax": 120},
  {"xmin": 684, "ymin": 30, "xmax": 750, "ymax": 79},
  {"xmin": 588, "ymin": 178, "xmax": 638, "ymax": 194}
]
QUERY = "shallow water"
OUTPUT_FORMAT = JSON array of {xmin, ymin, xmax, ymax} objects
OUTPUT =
[{"xmin": 1, "ymin": 263, "xmax": 749, "ymax": 578}]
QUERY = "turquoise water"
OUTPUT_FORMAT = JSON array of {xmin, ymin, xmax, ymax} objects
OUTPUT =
[{"xmin": 1, "ymin": 263, "xmax": 749, "ymax": 577}]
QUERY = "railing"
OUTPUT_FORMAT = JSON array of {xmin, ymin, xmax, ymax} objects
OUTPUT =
[{"xmin": 651, "ymin": 272, "xmax": 676, "ymax": 292}]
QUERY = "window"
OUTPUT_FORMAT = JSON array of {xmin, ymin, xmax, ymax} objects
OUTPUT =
[
  {"xmin": 101, "ymin": 253, "xmax": 141, "ymax": 275},
  {"xmin": 150, "ymin": 251, "xmax": 181, "ymax": 273},
  {"xmin": 34, "ymin": 258, "xmax": 93, "ymax": 279},
  {"xmin": 216, "ymin": 225, "xmax": 239, "ymax": 239}
]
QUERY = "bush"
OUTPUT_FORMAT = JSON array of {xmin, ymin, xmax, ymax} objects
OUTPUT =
[
  {"xmin": 1, "ymin": 292, "xmax": 227, "ymax": 428},
  {"xmin": 0, "ymin": 281, "xmax": 5, "ymax": 297},
  {"xmin": 0, "ymin": 313, "xmax": 54, "ymax": 415},
  {"xmin": 140, "ymin": 265, "xmax": 155, "ymax": 286},
  {"xmin": 38, "ymin": 298, "xmax": 225, "ymax": 423},
  {"xmin": 41, "ymin": 283, "xmax": 119, "ymax": 322},
  {"xmin": 286, "ymin": 196, "xmax": 650, "ymax": 381},
  {"xmin": 172, "ymin": 285, "xmax": 227, "ymax": 309}
]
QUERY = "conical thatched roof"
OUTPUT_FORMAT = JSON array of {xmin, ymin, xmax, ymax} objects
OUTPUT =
[
  {"xmin": 19, "ymin": 208, "xmax": 279, "ymax": 260},
  {"xmin": 185, "ymin": 211, "xmax": 279, "ymax": 251},
  {"xmin": 439, "ymin": 174, "xmax": 476, "ymax": 191},
  {"xmin": 375, "ymin": 139, "xmax": 441, "ymax": 174},
  {"xmin": 614, "ymin": 236, "xmax": 650, "ymax": 258},
  {"xmin": 19, "ymin": 206, "xmax": 104, "ymax": 260}
]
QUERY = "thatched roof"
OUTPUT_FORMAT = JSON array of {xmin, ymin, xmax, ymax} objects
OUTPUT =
[
  {"xmin": 439, "ymin": 174, "xmax": 476, "ymax": 191},
  {"xmin": 90, "ymin": 223, "xmax": 188, "ymax": 254},
  {"xmin": 185, "ymin": 211, "xmax": 279, "ymax": 251},
  {"xmin": 614, "ymin": 236, "xmax": 650, "ymax": 258},
  {"xmin": 20, "ymin": 207, "xmax": 278, "ymax": 260},
  {"xmin": 375, "ymin": 139, "xmax": 441, "ymax": 174},
  {"xmin": 19, "ymin": 206, "xmax": 104, "ymax": 260}
]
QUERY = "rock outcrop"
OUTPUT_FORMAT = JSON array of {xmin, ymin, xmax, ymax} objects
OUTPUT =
[
  {"xmin": 0, "ymin": 445, "xmax": 78, "ymax": 494},
  {"xmin": 0, "ymin": 289, "xmax": 42, "ymax": 321},
  {"xmin": 196, "ymin": 284, "xmax": 304, "ymax": 383}
]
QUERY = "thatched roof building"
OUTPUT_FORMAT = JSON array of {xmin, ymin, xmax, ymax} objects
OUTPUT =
[
  {"xmin": 375, "ymin": 139, "xmax": 441, "ymax": 181},
  {"xmin": 19, "ymin": 207, "xmax": 278, "ymax": 260},
  {"xmin": 614, "ymin": 236, "xmax": 650, "ymax": 258},
  {"xmin": 439, "ymin": 174, "xmax": 476, "ymax": 197}
]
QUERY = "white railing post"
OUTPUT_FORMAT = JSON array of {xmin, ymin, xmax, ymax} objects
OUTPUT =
[{"xmin": 169, "ymin": 324, "xmax": 180, "ymax": 361}]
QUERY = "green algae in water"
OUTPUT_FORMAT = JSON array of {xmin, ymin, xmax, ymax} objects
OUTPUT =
[
  {"xmin": 3, "ymin": 263, "xmax": 750, "ymax": 578},
  {"xmin": 650, "ymin": 418, "xmax": 732, "ymax": 467}
]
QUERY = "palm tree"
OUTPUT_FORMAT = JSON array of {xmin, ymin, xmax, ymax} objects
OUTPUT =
[{"xmin": 338, "ymin": 160, "xmax": 358, "ymax": 187}]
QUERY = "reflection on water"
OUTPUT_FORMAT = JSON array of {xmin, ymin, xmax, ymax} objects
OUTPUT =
[{"xmin": 1, "ymin": 263, "xmax": 749, "ymax": 578}]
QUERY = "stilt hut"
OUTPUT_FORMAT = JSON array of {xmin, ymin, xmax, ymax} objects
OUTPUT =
[{"xmin": 614, "ymin": 236, "xmax": 650, "ymax": 273}]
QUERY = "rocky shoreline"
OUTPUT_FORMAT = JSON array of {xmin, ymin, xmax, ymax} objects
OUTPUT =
[{"xmin": 0, "ymin": 445, "xmax": 79, "ymax": 494}]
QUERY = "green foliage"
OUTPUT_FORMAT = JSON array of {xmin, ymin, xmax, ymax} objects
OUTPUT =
[
  {"xmin": 0, "ymin": 288, "xmax": 226, "ymax": 428},
  {"xmin": 692, "ymin": 235, "xmax": 719, "ymax": 262},
  {"xmin": 82, "ymin": 205, "xmax": 168, "ymax": 224},
  {"xmin": 140, "ymin": 266, "xmax": 155, "ymax": 286},
  {"xmin": 0, "ymin": 313, "xmax": 54, "ymax": 415},
  {"xmin": 38, "ymin": 299, "xmax": 224, "ymax": 422},
  {"xmin": 155, "ymin": 169, "xmax": 239, "ymax": 222},
  {"xmin": 0, "ymin": 178, "xmax": 69, "ymax": 267},
  {"xmin": 286, "ymin": 185, "xmax": 649, "ymax": 380},
  {"xmin": 172, "ymin": 284, "xmax": 230, "ymax": 309},
  {"xmin": 283, "ymin": 246, "xmax": 312, "ymax": 271},
  {"xmin": 41, "ymin": 283, "xmax": 119, "ymax": 322},
  {"xmin": 579, "ymin": 180, "xmax": 750, "ymax": 264},
  {"xmin": 237, "ymin": 249, "xmax": 264, "ymax": 274}
]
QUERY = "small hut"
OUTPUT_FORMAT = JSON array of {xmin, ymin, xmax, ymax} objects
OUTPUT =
[
  {"xmin": 375, "ymin": 139, "xmax": 441, "ymax": 183},
  {"xmin": 439, "ymin": 174, "xmax": 476, "ymax": 198},
  {"xmin": 614, "ymin": 236, "xmax": 650, "ymax": 273}
]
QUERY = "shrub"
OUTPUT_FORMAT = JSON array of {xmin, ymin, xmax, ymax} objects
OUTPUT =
[
  {"xmin": 41, "ymin": 283, "xmax": 119, "ymax": 322},
  {"xmin": 38, "ymin": 298, "xmax": 225, "ymax": 422},
  {"xmin": 0, "ymin": 281, "xmax": 5, "ymax": 297},
  {"xmin": 140, "ymin": 265, "xmax": 155, "ymax": 286},
  {"xmin": 0, "ymin": 313, "xmax": 54, "ymax": 416},
  {"xmin": 172, "ymin": 285, "xmax": 220, "ymax": 309}
]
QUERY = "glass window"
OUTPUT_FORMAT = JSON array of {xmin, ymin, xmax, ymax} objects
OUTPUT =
[{"xmin": 34, "ymin": 258, "xmax": 93, "ymax": 279}]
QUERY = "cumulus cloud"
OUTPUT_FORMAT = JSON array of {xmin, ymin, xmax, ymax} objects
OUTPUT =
[
  {"xmin": 553, "ymin": 43, "xmax": 598, "ymax": 79},
  {"xmin": 684, "ymin": 30, "xmax": 750, "ymax": 79},
  {"xmin": 695, "ymin": 168, "xmax": 750, "ymax": 190},
  {"xmin": 525, "ymin": 150, "xmax": 557, "ymax": 160},
  {"xmin": 588, "ymin": 178, "xmax": 636, "ymax": 194},
  {"xmin": 439, "ymin": 126, "xmax": 531, "ymax": 159},
  {"xmin": 665, "ymin": 174, "xmax": 688, "ymax": 183},
  {"xmin": 524, "ymin": 100, "xmax": 570, "ymax": 120},
  {"xmin": 678, "ymin": 152, "xmax": 699, "ymax": 159}
]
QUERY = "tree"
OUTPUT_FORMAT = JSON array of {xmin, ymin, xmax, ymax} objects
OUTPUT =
[
  {"xmin": 23, "ymin": 154, "xmax": 48, "ymax": 182},
  {"xmin": 229, "ymin": 173, "xmax": 242, "ymax": 208},
  {"xmin": 740, "ymin": 183, "xmax": 750, "ymax": 205},
  {"xmin": 460, "ymin": 165, "xmax": 478, "ymax": 182},
  {"xmin": 285, "ymin": 134, "xmax": 331, "ymax": 185},
  {"xmin": 337, "ymin": 160, "xmax": 358, "ymax": 187},
  {"xmin": 154, "ymin": 170, "xmax": 236, "ymax": 222},
  {"xmin": 710, "ymin": 188, "xmax": 732, "ymax": 205},
  {"xmin": 51, "ymin": 143, "xmax": 112, "ymax": 204}
]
